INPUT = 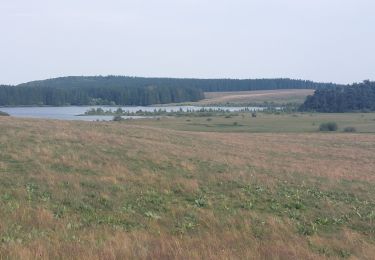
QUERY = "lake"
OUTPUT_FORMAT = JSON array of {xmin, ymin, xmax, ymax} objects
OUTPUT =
[{"xmin": 0, "ymin": 106, "xmax": 265, "ymax": 121}]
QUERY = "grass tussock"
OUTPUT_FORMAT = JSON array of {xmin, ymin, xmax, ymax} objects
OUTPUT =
[{"xmin": 0, "ymin": 117, "xmax": 375, "ymax": 259}]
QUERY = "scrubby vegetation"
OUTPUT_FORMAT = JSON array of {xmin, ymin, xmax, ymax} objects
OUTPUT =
[
  {"xmin": 0, "ymin": 110, "xmax": 9, "ymax": 116},
  {"xmin": 0, "ymin": 117, "xmax": 374, "ymax": 259},
  {"xmin": 343, "ymin": 126, "xmax": 356, "ymax": 133},
  {"xmin": 112, "ymin": 115, "xmax": 124, "ymax": 122},
  {"xmin": 83, "ymin": 107, "xmax": 253, "ymax": 117},
  {"xmin": 300, "ymin": 80, "xmax": 375, "ymax": 112},
  {"xmin": 319, "ymin": 122, "xmax": 338, "ymax": 132}
]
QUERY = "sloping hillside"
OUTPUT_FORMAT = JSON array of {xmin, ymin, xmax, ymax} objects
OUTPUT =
[{"xmin": 1, "ymin": 117, "xmax": 374, "ymax": 259}]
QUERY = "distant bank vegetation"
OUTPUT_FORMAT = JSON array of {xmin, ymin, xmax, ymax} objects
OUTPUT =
[
  {"xmin": 300, "ymin": 81, "xmax": 375, "ymax": 112},
  {"xmin": 0, "ymin": 111, "xmax": 9, "ymax": 116},
  {"xmin": 0, "ymin": 76, "xmax": 337, "ymax": 106},
  {"xmin": 83, "ymin": 107, "xmax": 258, "ymax": 118}
]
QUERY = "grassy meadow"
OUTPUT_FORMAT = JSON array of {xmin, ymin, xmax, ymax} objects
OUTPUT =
[
  {"xmin": 126, "ymin": 112, "xmax": 375, "ymax": 133},
  {"xmin": 0, "ymin": 114, "xmax": 375, "ymax": 259}
]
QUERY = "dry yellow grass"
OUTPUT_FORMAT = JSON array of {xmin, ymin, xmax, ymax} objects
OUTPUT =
[
  {"xmin": 200, "ymin": 89, "xmax": 314, "ymax": 104},
  {"xmin": 0, "ymin": 117, "xmax": 374, "ymax": 259}
]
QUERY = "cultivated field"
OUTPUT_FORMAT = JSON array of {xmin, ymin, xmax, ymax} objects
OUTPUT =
[
  {"xmin": 199, "ymin": 89, "xmax": 314, "ymax": 105},
  {"xmin": 0, "ymin": 116, "xmax": 375, "ymax": 259}
]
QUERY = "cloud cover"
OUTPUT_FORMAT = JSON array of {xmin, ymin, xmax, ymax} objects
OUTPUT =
[{"xmin": 1, "ymin": 0, "xmax": 374, "ymax": 84}]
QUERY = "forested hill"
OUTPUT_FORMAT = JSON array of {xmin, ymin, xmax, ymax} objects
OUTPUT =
[
  {"xmin": 300, "ymin": 81, "xmax": 375, "ymax": 112},
  {"xmin": 0, "ymin": 76, "xmax": 339, "ymax": 106},
  {"xmin": 16, "ymin": 76, "xmax": 337, "ymax": 91}
]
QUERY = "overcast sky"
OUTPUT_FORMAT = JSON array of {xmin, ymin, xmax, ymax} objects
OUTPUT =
[{"xmin": 1, "ymin": 0, "xmax": 374, "ymax": 85}]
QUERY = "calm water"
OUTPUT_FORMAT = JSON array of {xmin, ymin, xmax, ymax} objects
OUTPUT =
[{"xmin": 0, "ymin": 106, "xmax": 264, "ymax": 121}]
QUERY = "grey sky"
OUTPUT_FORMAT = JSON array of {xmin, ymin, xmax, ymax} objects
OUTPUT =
[{"xmin": 1, "ymin": 0, "xmax": 374, "ymax": 85}]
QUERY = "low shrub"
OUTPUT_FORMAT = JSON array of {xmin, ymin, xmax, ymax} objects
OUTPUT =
[
  {"xmin": 113, "ymin": 115, "xmax": 123, "ymax": 121},
  {"xmin": 343, "ymin": 126, "xmax": 356, "ymax": 133},
  {"xmin": 0, "ymin": 111, "xmax": 9, "ymax": 116},
  {"xmin": 319, "ymin": 122, "xmax": 338, "ymax": 132}
]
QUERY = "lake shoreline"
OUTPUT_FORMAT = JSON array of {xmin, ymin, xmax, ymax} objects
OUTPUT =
[{"xmin": 0, "ymin": 106, "xmax": 265, "ymax": 121}]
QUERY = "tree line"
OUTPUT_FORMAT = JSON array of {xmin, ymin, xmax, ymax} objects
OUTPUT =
[
  {"xmin": 300, "ymin": 81, "xmax": 375, "ymax": 112},
  {"xmin": 0, "ymin": 83, "xmax": 203, "ymax": 106},
  {"xmin": 0, "ymin": 76, "xmax": 339, "ymax": 106}
]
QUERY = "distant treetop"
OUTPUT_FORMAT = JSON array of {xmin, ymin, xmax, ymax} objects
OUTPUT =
[
  {"xmin": 300, "ymin": 81, "xmax": 375, "ymax": 112},
  {"xmin": 0, "ymin": 76, "xmax": 341, "ymax": 106}
]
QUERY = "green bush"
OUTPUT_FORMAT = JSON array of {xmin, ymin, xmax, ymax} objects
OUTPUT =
[
  {"xmin": 319, "ymin": 122, "xmax": 338, "ymax": 132},
  {"xmin": 343, "ymin": 126, "xmax": 356, "ymax": 133},
  {"xmin": 0, "ymin": 111, "xmax": 9, "ymax": 116}
]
